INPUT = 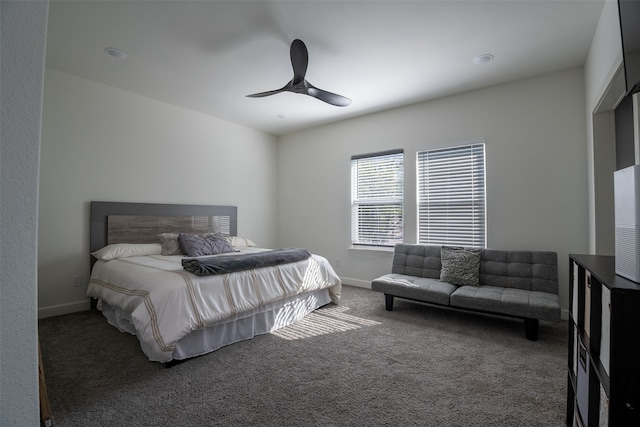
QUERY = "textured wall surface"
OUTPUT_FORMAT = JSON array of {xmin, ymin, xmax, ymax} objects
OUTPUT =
[{"xmin": 1, "ymin": 1, "xmax": 48, "ymax": 424}]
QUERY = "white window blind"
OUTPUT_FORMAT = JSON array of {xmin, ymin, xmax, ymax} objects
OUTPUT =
[
  {"xmin": 417, "ymin": 143, "xmax": 486, "ymax": 247},
  {"xmin": 351, "ymin": 150, "xmax": 404, "ymax": 246}
]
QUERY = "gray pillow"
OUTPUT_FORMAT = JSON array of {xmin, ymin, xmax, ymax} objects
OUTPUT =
[
  {"xmin": 178, "ymin": 232, "xmax": 236, "ymax": 257},
  {"xmin": 158, "ymin": 233, "xmax": 183, "ymax": 256},
  {"xmin": 440, "ymin": 245, "xmax": 481, "ymax": 286}
]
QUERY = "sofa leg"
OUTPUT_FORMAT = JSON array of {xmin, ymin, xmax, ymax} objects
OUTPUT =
[
  {"xmin": 524, "ymin": 318, "xmax": 539, "ymax": 341},
  {"xmin": 384, "ymin": 294, "xmax": 394, "ymax": 311}
]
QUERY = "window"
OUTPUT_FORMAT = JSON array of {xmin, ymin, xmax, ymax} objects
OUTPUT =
[
  {"xmin": 351, "ymin": 150, "xmax": 404, "ymax": 246},
  {"xmin": 417, "ymin": 143, "xmax": 486, "ymax": 247}
]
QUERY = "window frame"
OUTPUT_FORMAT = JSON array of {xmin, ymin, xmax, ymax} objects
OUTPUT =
[{"xmin": 350, "ymin": 149, "xmax": 404, "ymax": 247}]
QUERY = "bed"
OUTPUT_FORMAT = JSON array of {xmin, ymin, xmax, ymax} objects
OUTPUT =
[{"xmin": 86, "ymin": 201, "xmax": 342, "ymax": 364}]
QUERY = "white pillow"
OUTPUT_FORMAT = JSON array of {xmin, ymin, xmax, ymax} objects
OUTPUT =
[
  {"xmin": 227, "ymin": 236, "xmax": 257, "ymax": 248},
  {"xmin": 91, "ymin": 243, "xmax": 163, "ymax": 261}
]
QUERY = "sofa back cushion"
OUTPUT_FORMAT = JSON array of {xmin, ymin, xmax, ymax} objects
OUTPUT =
[
  {"xmin": 391, "ymin": 244, "xmax": 558, "ymax": 294},
  {"xmin": 391, "ymin": 244, "xmax": 442, "ymax": 279},
  {"xmin": 480, "ymin": 249, "xmax": 558, "ymax": 294}
]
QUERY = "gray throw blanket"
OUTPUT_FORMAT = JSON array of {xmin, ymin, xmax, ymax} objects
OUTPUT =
[{"xmin": 181, "ymin": 248, "xmax": 312, "ymax": 276}]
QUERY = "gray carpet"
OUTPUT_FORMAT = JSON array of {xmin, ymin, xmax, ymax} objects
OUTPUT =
[{"xmin": 39, "ymin": 285, "xmax": 568, "ymax": 426}]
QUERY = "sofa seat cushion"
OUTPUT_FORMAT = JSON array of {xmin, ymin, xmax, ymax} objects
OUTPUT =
[
  {"xmin": 372, "ymin": 273, "xmax": 457, "ymax": 306},
  {"xmin": 450, "ymin": 285, "xmax": 561, "ymax": 322}
]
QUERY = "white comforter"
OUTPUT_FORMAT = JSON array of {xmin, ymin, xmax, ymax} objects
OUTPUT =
[{"xmin": 87, "ymin": 249, "xmax": 341, "ymax": 362}]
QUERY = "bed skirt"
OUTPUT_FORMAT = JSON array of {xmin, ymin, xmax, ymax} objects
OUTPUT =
[{"xmin": 98, "ymin": 288, "xmax": 332, "ymax": 362}]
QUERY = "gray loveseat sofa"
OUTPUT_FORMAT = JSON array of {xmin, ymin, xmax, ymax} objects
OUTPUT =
[{"xmin": 371, "ymin": 244, "xmax": 561, "ymax": 340}]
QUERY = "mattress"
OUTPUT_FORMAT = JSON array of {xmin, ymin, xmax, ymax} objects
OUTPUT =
[{"xmin": 87, "ymin": 248, "xmax": 342, "ymax": 362}]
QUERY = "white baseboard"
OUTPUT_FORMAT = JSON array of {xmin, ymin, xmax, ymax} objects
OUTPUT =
[
  {"xmin": 38, "ymin": 284, "xmax": 569, "ymax": 321},
  {"xmin": 38, "ymin": 300, "xmax": 90, "ymax": 319},
  {"xmin": 339, "ymin": 277, "xmax": 372, "ymax": 289}
]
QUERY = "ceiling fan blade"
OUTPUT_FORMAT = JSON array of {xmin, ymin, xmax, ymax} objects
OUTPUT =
[
  {"xmin": 307, "ymin": 83, "xmax": 352, "ymax": 107},
  {"xmin": 246, "ymin": 89, "xmax": 285, "ymax": 98},
  {"xmin": 246, "ymin": 81, "xmax": 293, "ymax": 98},
  {"xmin": 290, "ymin": 39, "xmax": 308, "ymax": 83}
]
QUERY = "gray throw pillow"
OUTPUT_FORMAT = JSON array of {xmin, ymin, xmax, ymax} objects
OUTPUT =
[
  {"xmin": 178, "ymin": 232, "xmax": 236, "ymax": 257},
  {"xmin": 158, "ymin": 233, "xmax": 183, "ymax": 256},
  {"xmin": 440, "ymin": 245, "xmax": 481, "ymax": 286}
]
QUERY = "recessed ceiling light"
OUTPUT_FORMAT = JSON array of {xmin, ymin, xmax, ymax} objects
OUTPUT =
[
  {"xmin": 473, "ymin": 54, "xmax": 494, "ymax": 64},
  {"xmin": 104, "ymin": 47, "xmax": 127, "ymax": 59}
]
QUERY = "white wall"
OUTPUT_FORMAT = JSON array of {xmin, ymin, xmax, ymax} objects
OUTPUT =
[
  {"xmin": 38, "ymin": 4, "xmax": 623, "ymax": 319},
  {"xmin": 584, "ymin": 0, "xmax": 625, "ymax": 254},
  {"xmin": 585, "ymin": 0, "xmax": 624, "ymax": 111},
  {"xmin": 278, "ymin": 68, "xmax": 590, "ymax": 312},
  {"xmin": 1, "ymin": 0, "xmax": 48, "ymax": 424},
  {"xmin": 38, "ymin": 69, "xmax": 278, "ymax": 317}
]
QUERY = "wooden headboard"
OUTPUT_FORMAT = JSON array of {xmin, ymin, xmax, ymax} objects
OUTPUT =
[{"xmin": 90, "ymin": 201, "xmax": 238, "ymax": 253}]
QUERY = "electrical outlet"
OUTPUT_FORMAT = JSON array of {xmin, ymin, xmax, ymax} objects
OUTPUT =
[{"xmin": 72, "ymin": 274, "xmax": 83, "ymax": 287}]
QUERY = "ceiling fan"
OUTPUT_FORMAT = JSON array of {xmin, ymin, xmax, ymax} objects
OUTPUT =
[{"xmin": 246, "ymin": 39, "xmax": 352, "ymax": 107}]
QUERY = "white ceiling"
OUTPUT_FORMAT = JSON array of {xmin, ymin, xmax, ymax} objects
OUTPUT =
[{"xmin": 45, "ymin": 0, "xmax": 606, "ymax": 136}]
